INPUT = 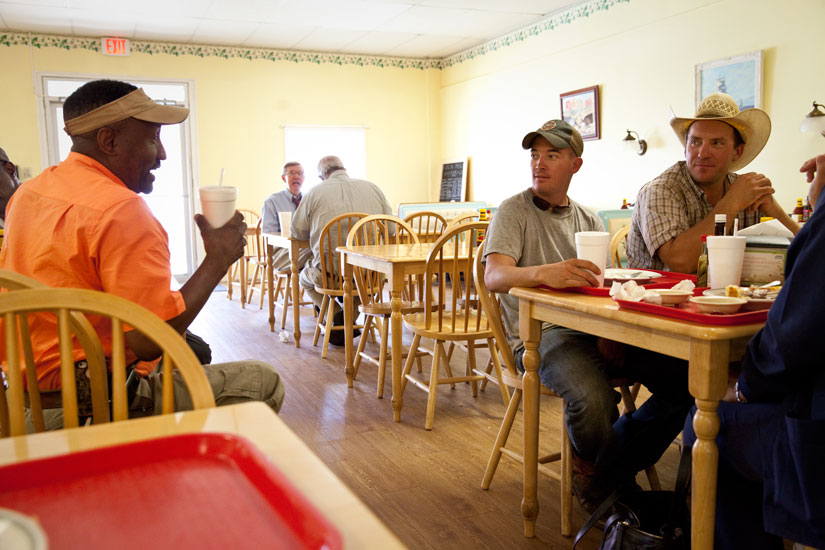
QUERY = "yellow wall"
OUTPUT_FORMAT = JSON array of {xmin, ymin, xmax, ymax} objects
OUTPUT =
[
  {"xmin": 2, "ymin": 0, "xmax": 823, "ymax": 217},
  {"xmin": 439, "ymin": 0, "xmax": 825, "ymax": 213},
  {"xmin": 0, "ymin": 43, "xmax": 442, "ymax": 212}
]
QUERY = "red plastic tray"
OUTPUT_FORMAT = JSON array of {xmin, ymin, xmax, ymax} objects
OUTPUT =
[
  {"xmin": 615, "ymin": 298, "xmax": 769, "ymax": 325},
  {"xmin": 541, "ymin": 270, "xmax": 698, "ymax": 297},
  {"xmin": 0, "ymin": 433, "xmax": 343, "ymax": 550}
]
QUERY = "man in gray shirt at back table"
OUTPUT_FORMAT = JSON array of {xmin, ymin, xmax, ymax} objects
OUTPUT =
[
  {"xmin": 261, "ymin": 161, "xmax": 311, "ymax": 270},
  {"xmin": 483, "ymin": 119, "xmax": 693, "ymax": 514},
  {"xmin": 291, "ymin": 155, "xmax": 392, "ymax": 344}
]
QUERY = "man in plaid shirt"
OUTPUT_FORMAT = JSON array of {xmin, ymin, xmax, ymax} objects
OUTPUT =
[{"xmin": 627, "ymin": 93, "xmax": 798, "ymax": 273}]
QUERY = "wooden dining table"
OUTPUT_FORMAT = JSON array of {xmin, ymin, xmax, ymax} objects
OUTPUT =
[
  {"xmin": 510, "ymin": 287, "xmax": 764, "ymax": 549},
  {"xmin": 0, "ymin": 402, "xmax": 404, "ymax": 549},
  {"xmin": 262, "ymin": 232, "xmax": 309, "ymax": 347},
  {"xmin": 339, "ymin": 242, "xmax": 433, "ymax": 421}
]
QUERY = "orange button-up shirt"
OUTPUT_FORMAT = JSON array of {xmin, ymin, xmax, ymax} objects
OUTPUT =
[{"xmin": 0, "ymin": 152, "xmax": 186, "ymax": 389}]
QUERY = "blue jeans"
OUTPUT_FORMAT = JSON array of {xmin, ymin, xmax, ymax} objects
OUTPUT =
[
  {"xmin": 683, "ymin": 403, "xmax": 784, "ymax": 550},
  {"xmin": 516, "ymin": 326, "xmax": 692, "ymax": 480}
]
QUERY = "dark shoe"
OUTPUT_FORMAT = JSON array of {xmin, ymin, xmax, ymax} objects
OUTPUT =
[
  {"xmin": 327, "ymin": 309, "xmax": 361, "ymax": 347},
  {"xmin": 571, "ymin": 454, "xmax": 610, "ymax": 516}
]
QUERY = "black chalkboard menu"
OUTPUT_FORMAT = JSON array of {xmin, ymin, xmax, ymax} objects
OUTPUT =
[{"xmin": 438, "ymin": 159, "xmax": 467, "ymax": 202}]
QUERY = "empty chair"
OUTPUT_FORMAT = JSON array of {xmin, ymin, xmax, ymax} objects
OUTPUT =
[
  {"xmin": 400, "ymin": 222, "xmax": 508, "ymax": 430},
  {"xmin": 445, "ymin": 210, "xmax": 480, "ymax": 232},
  {"xmin": 347, "ymin": 214, "xmax": 426, "ymax": 395},
  {"xmin": 609, "ymin": 224, "xmax": 631, "ymax": 269},
  {"xmin": 0, "ymin": 287, "xmax": 215, "ymax": 436},
  {"xmin": 403, "ymin": 211, "xmax": 447, "ymax": 244},
  {"xmin": 226, "ymin": 208, "xmax": 260, "ymax": 307}
]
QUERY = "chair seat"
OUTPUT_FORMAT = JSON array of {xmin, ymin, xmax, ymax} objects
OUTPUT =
[
  {"xmin": 402, "ymin": 311, "xmax": 494, "ymax": 341},
  {"xmin": 359, "ymin": 300, "xmax": 425, "ymax": 316}
]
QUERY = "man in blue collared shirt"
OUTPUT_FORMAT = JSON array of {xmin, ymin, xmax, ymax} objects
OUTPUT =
[{"xmin": 684, "ymin": 154, "xmax": 825, "ymax": 549}]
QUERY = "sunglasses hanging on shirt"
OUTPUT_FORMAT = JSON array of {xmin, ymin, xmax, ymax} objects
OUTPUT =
[{"xmin": 531, "ymin": 193, "xmax": 571, "ymax": 213}]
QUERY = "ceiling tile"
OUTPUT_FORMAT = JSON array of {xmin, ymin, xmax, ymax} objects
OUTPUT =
[
  {"xmin": 189, "ymin": 19, "xmax": 259, "ymax": 45},
  {"xmin": 381, "ymin": 5, "xmax": 539, "ymax": 37},
  {"xmin": 339, "ymin": 30, "xmax": 418, "ymax": 55},
  {"xmin": 385, "ymin": 33, "xmax": 469, "ymax": 57},
  {"xmin": 242, "ymin": 23, "xmax": 314, "ymax": 49},
  {"xmin": 131, "ymin": 16, "xmax": 201, "ymax": 42},
  {"xmin": 256, "ymin": 0, "xmax": 409, "ymax": 31},
  {"xmin": 293, "ymin": 27, "xmax": 368, "ymax": 52},
  {"xmin": 0, "ymin": 4, "xmax": 73, "ymax": 33},
  {"xmin": 70, "ymin": 9, "xmax": 135, "ymax": 37}
]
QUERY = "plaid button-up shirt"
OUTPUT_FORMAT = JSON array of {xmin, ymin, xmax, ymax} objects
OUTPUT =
[{"xmin": 626, "ymin": 161, "xmax": 760, "ymax": 271}]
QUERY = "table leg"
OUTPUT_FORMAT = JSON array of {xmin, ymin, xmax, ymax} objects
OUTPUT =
[
  {"xmin": 519, "ymin": 309, "xmax": 541, "ymax": 537},
  {"xmin": 390, "ymin": 276, "xmax": 403, "ymax": 422},
  {"xmin": 343, "ymin": 257, "xmax": 355, "ymax": 387},
  {"xmin": 290, "ymin": 240, "xmax": 301, "ymax": 348},
  {"xmin": 266, "ymin": 243, "xmax": 275, "ymax": 332},
  {"xmin": 689, "ymin": 339, "xmax": 729, "ymax": 550}
]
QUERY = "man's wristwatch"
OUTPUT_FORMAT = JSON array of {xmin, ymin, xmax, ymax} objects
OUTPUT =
[{"xmin": 734, "ymin": 381, "xmax": 748, "ymax": 404}]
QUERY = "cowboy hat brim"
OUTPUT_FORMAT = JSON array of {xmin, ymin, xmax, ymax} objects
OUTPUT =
[{"xmin": 669, "ymin": 108, "xmax": 771, "ymax": 172}]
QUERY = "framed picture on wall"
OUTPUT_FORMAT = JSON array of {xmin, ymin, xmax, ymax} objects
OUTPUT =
[
  {"xmin": 560, "ymin": 85, "xmax": 600, "ymax": 140},
  {"xmin": 695, "ymin": 50, "xmax": 763, "ymax": 109}
]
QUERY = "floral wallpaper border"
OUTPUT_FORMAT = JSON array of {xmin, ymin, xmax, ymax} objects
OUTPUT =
[{"xmin": 0, "ymin": 0, "xmax": 627, "ymax": 71}]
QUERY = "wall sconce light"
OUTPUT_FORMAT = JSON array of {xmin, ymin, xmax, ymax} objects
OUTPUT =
[
  {"xmin": 800, "ymin": 101, "xmax": 825, "ymax": 137},
  {"xmin": 622, "ymin": 129, "xmax": 647, "ymax": 155}
]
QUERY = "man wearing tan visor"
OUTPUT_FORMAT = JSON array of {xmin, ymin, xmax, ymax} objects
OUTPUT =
[{"xmin": 0, "ymin": 79, "xmax": 284, "ymax": 429}]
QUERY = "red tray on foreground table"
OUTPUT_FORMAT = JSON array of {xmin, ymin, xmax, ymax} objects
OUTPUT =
[
  {"xmin": 0, "ymin": 433, "xmax": 342, "ymax": 550},
  {"xmin": 615, "ymin": 298, "xmax": 769, "ymax": 326},
  {"xmin": 541, "ymin": 270, "xmax": 698, "ymax": 297}
]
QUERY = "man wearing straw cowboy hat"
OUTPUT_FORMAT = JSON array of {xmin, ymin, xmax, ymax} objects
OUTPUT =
[
  {"xmin": 0, "ymin": 79, "xmax": 285, "ymax": 429},
  {"xmin": 627, "ymin": 92, "xmax": 799, "ymax": 273}
]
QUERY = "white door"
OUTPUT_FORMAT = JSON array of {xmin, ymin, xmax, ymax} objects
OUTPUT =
[{"xmin": 39, "ymin": 75, "xmax": 197, "ymax": 278}]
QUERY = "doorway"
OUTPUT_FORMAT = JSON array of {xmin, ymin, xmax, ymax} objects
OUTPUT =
[{"xmin": 37, "ymin": 74, "xmax": 198, "ymax": 278}]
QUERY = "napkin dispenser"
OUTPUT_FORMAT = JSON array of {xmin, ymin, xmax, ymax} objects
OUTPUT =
[{"xmin": 740, "ymin": 235, "xmax": 790, "ymax": 285}]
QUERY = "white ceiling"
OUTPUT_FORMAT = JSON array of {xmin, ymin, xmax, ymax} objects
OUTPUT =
[{"xmin": 0, "ymin": 0, "xmax": 583, "ymax": 59}]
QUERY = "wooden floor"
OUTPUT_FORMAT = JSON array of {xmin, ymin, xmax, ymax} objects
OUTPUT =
[{"xmin": 190, "ymin": 288, "xmax": 683, "ymax": 549}]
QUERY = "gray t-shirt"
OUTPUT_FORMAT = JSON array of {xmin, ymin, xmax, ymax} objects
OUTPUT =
[{"xmin": 482, "ymin": 188, "xmax": 604, "ymax": 353}]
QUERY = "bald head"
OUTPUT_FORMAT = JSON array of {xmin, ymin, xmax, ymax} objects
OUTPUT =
[{"xmin": 318, "ymin": 156, "xmax": 345, "ymax": 180}]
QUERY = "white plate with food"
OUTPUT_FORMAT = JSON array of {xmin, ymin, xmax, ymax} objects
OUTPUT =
[
  {"xmin": 603, "ymin": 269, "xmax": 663, "ymax": 285},
  {"xmin": 703, "ymin": 284, "xmax": 782, "ymax": 310}
]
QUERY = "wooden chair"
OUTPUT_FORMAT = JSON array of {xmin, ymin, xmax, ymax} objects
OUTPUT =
[
  {"xmin": 0, "ymin": 271, "xmax": 107, "ymax": 436},
  {"xmin": 403, "ymin": 211, "xmax": 447, "ymax": 244},
  {"xmin": 445, "ymin": 211, "xmax": 480, "ymax": 232},
  {"xmin": 609, "ymin": 224, "xmax": 630, "ymax": 269},
  {"xmin": 473, "ymin": 241, "xmax": 573, "ymax": 535},
  {"xmin": 0, "ymin": 287, "xmax": 215, "ymax": 437},
  {"xmin": 246, "ymin": 218, "xmax": 267, "ymax": 307},
  {"xmin": 400, "ymin": 222, "xmax": 509, "ymax": 430},
  {"xmin": 347, "ymin": 215, "xmax": 426, "ymax": 395},
  {"xmin": 226, "ymin": 208, "xmax": 260, "ymax": 307},
  {"xmin": 474, "ymin": 242, "xmax": 660, "ymax": 537},
  {"xmin": 313, "ymin": 212, "xmax": 368, "ymax": 358}
]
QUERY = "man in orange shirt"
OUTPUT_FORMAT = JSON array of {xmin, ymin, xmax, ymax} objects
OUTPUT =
[{"xmin": 1, "ymin": 79, "xmax": 284, "ymax": 429}]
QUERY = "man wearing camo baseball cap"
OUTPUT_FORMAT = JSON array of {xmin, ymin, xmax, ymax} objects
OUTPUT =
[{"xmin": 480, "ymin": 119, "xmax": 693, "ymax": 515}]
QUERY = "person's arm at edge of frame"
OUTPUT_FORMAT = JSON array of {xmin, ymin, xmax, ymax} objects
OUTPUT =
[
  {"xmin": 125, "ymin": 211, "xmax": 246, "ymax": 359},
  {"xmin": 728, "ymin": 154, "xmax": 825, "ymax": 403},
  {"xmin": 484, "ymin": 252, "xmax": 601, "ymax": 294}
]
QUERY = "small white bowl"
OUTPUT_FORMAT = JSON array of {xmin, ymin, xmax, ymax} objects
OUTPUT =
[
  {"xmin": 689, "ymin": 296, "xmax": 747, "ymax": 314},
  {"xmin": 650, "ymin": 289, "xmax": 693, "ymax": 306}
]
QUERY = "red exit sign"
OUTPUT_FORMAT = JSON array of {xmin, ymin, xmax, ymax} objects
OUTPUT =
[{"xmin": 101, "ymin": 37, "xmax": 130, "ymax": 57}]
